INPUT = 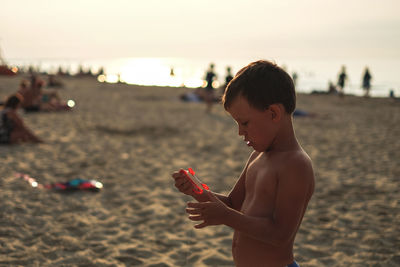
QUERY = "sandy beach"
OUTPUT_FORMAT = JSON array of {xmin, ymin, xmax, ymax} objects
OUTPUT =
[{"xmin": 0, "ymin": 75, "xmax": 399, "ymax": 266}]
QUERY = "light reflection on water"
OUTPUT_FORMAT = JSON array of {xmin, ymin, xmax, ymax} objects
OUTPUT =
[
  {"xmin": 92, "ymin": 57, "xmax": 206, "ymax": 88},
  {"xmin": 7, "ymin": 57, "xmax": 400, "ymax": 97}
]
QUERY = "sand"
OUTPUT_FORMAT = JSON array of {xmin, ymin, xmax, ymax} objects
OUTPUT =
[{"xmin": 0, "ymin": 75, "xmax": 399, "ymax": 266}]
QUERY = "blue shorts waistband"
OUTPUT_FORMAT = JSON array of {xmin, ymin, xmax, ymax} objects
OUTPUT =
[{"xmin": 287, "ymin": 261, "xmax": 300, "ymax": 267}]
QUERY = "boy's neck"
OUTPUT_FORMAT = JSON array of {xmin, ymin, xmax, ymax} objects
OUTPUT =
[{"xmin": 266, "ymin": 116, "xmax": 299, "ymax": 153}]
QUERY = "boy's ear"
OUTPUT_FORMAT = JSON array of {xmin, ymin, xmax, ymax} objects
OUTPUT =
[{"xmin": 268, "ymin": 104, "xmax": 282, "ymax": 122}]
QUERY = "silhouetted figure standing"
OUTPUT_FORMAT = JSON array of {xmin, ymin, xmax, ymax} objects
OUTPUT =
[
  {"xmin": 222, "ymin": 66, "xmax": 233, "ymax": 94},
  {"xmin": 389, "ymin": 89, "xmax": 395, "ymax": 99},
  {"xmin": 204, "ymin": 63, "xmax": 217, "ymax": 113},
  {"xmin": 362, "ymin": 67, "xmax": 372, "ymax": 97},
  {"xmin": 337, "ymin": 66, "xmax": 347, "ymax": 97}
]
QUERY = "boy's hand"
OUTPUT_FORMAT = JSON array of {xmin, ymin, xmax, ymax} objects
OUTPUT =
[
  {"xmin": 172, "ymin": 170, "xmax": 195, "ymax": 196},
  {"xmin": 186, "ymin": 191, "xmax": 229, "ymax": 228}
]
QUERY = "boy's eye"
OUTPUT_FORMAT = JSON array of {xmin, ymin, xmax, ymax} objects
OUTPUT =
[{"xmin": 241, "ymin": 121, "xmax": 249, "ymax": 126}]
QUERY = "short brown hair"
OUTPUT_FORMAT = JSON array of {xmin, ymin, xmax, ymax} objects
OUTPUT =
[{"xmin": 222, "ymin": 60, "xmax": 296, "ymax": 114}]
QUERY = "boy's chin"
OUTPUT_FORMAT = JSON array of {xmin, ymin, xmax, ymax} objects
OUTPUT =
[
  {"xmin": 253, "ymin": 144, "xmax": 271, "ymax": 153},
  {"xmin": 251, "ymin": 145, "xmax": 264, "ymax": 153}
]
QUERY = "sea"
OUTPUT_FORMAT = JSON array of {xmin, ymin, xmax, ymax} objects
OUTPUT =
[{"xmin": 6, "ymin": 56, "xmax": 400, "ymax": 98}]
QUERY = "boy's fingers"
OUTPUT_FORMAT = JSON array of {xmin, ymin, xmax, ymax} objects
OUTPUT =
[
  {"xmin": 174, "ymin": 178, "xmax": 185, "ymax": 186},
  {"xmin": 187, "ymin": 202, "xmax": 204, "ymax": 208},
  {"xmin": 185, "ymin": 208, "xmax": 199, "ymax": 215},
  {"xmin": 172, "ymin": 172, "xmax": 183, "ymax": 179},
  {"xmin": 188, "ymin": 215, "xmax": 203, "ymax": 221},
  {"xmin": 194, "ymin": 222, "xmax": 208, "ymax": 229}
]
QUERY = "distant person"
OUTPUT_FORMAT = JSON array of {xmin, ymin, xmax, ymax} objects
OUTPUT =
[
  {"xmin": 389, "ymin": 89, "xmax": 396, "ymax": 99},
  {"xmin": 204, "ymin": 63, "xmax": 217, "ymax": 112},
  {"xmin": 222, "ymin": 66, "xmax": 234, "ymax": 94},
  {"xmin": 328, "ymin": 80, "xmax": 338, "ymax": 94},
  {"xmin": 0, "ymin": 94, "xmax": 43, "ymax": 144},
  {"xmin": 337, "ymin": 65, "xmax": 347, "ymax": 97},
  {"xmin": 19, "ymin": 78, "xmax": 72, "ymax": 112},
  {"xmin": 180, "ymin": 88, "xmax": 204, "ymax": 102},
  {"xmin": 18, "ymin": 79, "xmax": 41, "ymax": 112},
  {"xmin": 172, "ymin": 60, "xmax": 314, "ymax": 267},
  {"xmin": 362, "ymin": 67, "xmax": 372, "ymax": 97},
  {"xmin": 47, "ymin": 74, "xmax": 63, "ymax": 88}
]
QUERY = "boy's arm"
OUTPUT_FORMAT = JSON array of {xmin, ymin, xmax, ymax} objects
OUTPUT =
[
  {"xmin": 172, "ymin": 151, "xmax": 258, "ymax": 207},
  {"xmin": 187, "ymin": 155, "xmax": 314, "ymax": 247}
]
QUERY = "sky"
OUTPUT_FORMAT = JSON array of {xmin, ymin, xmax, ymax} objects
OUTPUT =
[{"xmin": 1, "ymin": 0, "xmax": 400, "ymax": 61}]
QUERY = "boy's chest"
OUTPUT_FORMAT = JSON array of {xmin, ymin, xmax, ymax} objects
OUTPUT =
[{"xmin": 242, "ymin": 155, "xmax": 279, "ymax": 214}]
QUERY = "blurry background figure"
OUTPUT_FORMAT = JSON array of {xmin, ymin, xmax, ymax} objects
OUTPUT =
[
  {"xmin": 389, "ymin": 89, "xmax": 396, "ymax": 99},
  {"xmin": 337, "ymin": 65, "xmax": 348, "ymax": 97},
  {"xmin": 328, "ymin": 81, "xmax": 338, "ymax": 95},
  {"xmin": 18, "ymin": 77, "xmax": 73, "ymax": 112},
  {"xmin": 18, "ymin": 77, "xmax": 41, "ymax": 112},
  {"xmin": 221, "ymin": 66, "xmax": 234, "ymax": 95},
  {"xmin": 204, "ymin": 63, "xmax": 217, "ymax": 113},
  {"xmin": 0, "ymin": 94, "xmax": 43, "ymax": 144},
  {"xmin": 362, "ymin": 67, "xmax": 372, "ymax": 97},
  {"xmin": 47, "ymin": 74, "xmax": 64, "ymax": 88}
]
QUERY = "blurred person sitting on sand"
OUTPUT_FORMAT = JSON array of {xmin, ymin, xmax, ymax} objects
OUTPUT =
[
  {"xmin": 172, "ymin": 60, "xmax": 314, "ymax": 267},
  {"xmin": 18, "ymin": 77, "xmax": 72, "ymax": 112},
  {"xmin": 39, "ymin": 79, "xmax": 72, "ymax": 111},
  {"xmin": 328, "ymin": 80, "xmax": 338, "ymax": 94},
  {"xmin": 18, "ymin": 79, "xmax": 41, "ymax": 112},
  {"xmin": 47, "ymin": 74, "xmax": 64, "ymax": 88},
  {"xmin": 0, "ymin": 93, "xmax": 43, "ymax": 144},
  {"xmin": 204, "ymin": 63, "xmax": 217, "ymax": 113},
  {"xmin": 180, "ymin": 87, "xmax": 204, "ymax": 102}
]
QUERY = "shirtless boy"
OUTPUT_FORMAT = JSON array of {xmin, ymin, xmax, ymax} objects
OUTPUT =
[{"xmin": 172, "ymin": 60, "xmax": 314, "ymax": 267}]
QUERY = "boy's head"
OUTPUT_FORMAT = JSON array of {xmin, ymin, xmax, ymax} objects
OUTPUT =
[{"xmin": 222, "ymin": 60, "xmax": 296, "ymax": 114}]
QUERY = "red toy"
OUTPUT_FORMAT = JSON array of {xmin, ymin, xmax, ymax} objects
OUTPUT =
[{"xmin": 179, "ymin": 168, "xmax": 209, "ymax": 194}]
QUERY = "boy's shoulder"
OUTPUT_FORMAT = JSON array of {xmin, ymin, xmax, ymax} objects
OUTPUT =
[
  {"xmin": 277, "ymin": 148, "xmax": 313, "ymax": 172},
  {"xmin": 259, "ymin": 148, "xmax": 314, "ymax": 180},
  {"xmin": 248, "ymin": 149, "xmax": 313, "ymax": 172},
  {"xmin": 277, "ymin": 149, "xmax": 314, "ymax": 190},
  {"xmin": 284, "ymin": 148, "xmax": 312, "ymax": 166}
]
